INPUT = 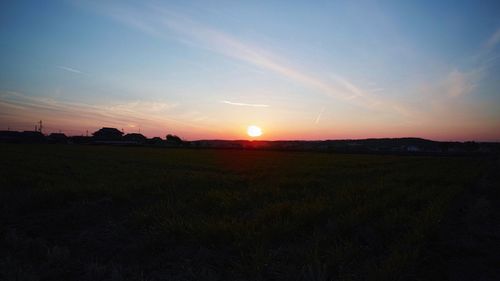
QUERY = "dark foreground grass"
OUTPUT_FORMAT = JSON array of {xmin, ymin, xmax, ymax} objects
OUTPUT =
[{"xmin": 0, "ymin": 144, "xmax": 489, "ymax": 281}]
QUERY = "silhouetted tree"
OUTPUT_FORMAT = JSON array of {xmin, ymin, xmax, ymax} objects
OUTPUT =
[
  {"xmin": 148, "ymin": 137, "xmax": 164, "ymax": 145},
  {"xmin": 166, "ymin": 134, "xmax": 183, "ymax": 145},
  {"xmin": 123, "ymin": 133, "xmax": 147, "ymax": 144}
]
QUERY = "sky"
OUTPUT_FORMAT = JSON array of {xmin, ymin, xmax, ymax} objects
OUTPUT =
[{"xmin": 1, "ymin": 0, "xmax": 500, "ymax": 141}]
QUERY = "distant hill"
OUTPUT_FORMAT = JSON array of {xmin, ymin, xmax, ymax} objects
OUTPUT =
[{"xmin": 191, "ymin": 138, "xmax": 500, "ymax": 154}]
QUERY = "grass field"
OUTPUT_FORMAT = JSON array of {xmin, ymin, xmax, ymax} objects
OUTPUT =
[{"xmin": 0, "ymin": 144, "xmax": 491, "ymax": 281}]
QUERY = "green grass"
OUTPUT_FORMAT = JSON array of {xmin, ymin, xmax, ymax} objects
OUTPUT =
[{"xmin": 0, "ymin": 144, "xmax": 487, "ymax": 281}]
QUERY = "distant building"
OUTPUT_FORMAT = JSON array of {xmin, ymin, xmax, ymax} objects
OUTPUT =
[
  {"xmin": 123, "ymin": 133, "xmax": 147, "ymax": 144},
  {"xmin": 21, "ymin": 131, "xmax": 45, "ymax": 143},
  {"xmin": 406, "ymin": 145, "xmax": 419, "ymax": 152},
  {"xmin": 48, "ymin": 133, "xmax": 68, "ymax": 143},
  {"xmin": 92, "ymin": 127, "xmax": 123, "ymax": 141},
  {"xmin": 0, "ymin": 130, "xmax": 45, "ymax": 143},
  {"xmin": 69, "ymin": 136, "xmax": 92, "ymax": 144},
  {"xmin": 0, "ymin": 130, "xmax": 22, "ymax": 143}
]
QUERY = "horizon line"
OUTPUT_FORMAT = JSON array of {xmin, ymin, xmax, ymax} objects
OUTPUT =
[{"xmin": 1, "ymin": 128, "xmax": 498, "ymax": 143}]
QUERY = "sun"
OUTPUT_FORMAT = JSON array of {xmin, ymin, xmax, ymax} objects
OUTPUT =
[{"xmin": 247, "ymin": 125, "xmax": 262, "ymax": 137}]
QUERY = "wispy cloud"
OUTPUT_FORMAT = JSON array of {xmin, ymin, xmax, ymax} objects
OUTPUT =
[
  {"xmin": 0, "ymin": 91, "xmax": 216, "ymax": 136},
  {"xmin": 370, "ymin": 88, "xmax": 385, "ymax": 93},
  {"xmin": 443, "ymin": 69, "xmax": 478, "ymax": 98},
  {"xmin": 423, "ymin": 27, "xmax": 499, "ymax": 101},
  {"xmin": 484, "ymin": 27, "xmax": 500, "ymax": 50},
  {"xmin": 57, "ymin": 65, "xmax": 84, "ymax": 74},
  {"xmin": 409, "ymin": 28, "xmax": 500, "ymax": 132},
  {"xmin": 78, "ymin": 1, "xmax": 416, "ymax": 116},
  {"xmin": 220, "ymin": 100, "xmax": 269, "ymax": 107}
]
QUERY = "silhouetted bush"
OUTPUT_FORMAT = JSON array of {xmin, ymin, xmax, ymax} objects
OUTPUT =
[
  {"xmin": 123, "ymin": 133, "xmax": 147, "ymax": 144},
  {"xmin": 147, "ymin": 137, "xmax": 164, "ymax": 145},
  {"xmin": 166, "ymin": 134, "xmax": 183, "ymax": 145}
]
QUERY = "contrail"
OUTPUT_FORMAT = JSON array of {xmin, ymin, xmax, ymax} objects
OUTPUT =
[
  {"xmin": 220, "ymin": 100, "xmax": 269, "ymax": 107},
  {"xmin": 57, "ymin": 65, "xmax": 83, "ymax": 74},
  {"xmin": 315, "ymin": 107, "xmax": 325, "ymax": 124}
]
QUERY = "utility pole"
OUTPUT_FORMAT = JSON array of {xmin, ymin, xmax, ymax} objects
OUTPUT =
[{"xmin": 38, "ymin": 120, "xmax": 43, "ymax": 133}]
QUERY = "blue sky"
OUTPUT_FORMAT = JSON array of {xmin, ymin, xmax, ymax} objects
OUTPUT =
[{"xmin": 1, "ymin": 0, "xmax": 499, "ymax": 140}]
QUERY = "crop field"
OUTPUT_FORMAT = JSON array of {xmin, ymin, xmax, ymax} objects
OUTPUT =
[{"xmin": 0, "ymin": 144, "xmax": 494, "ymax": 281}]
